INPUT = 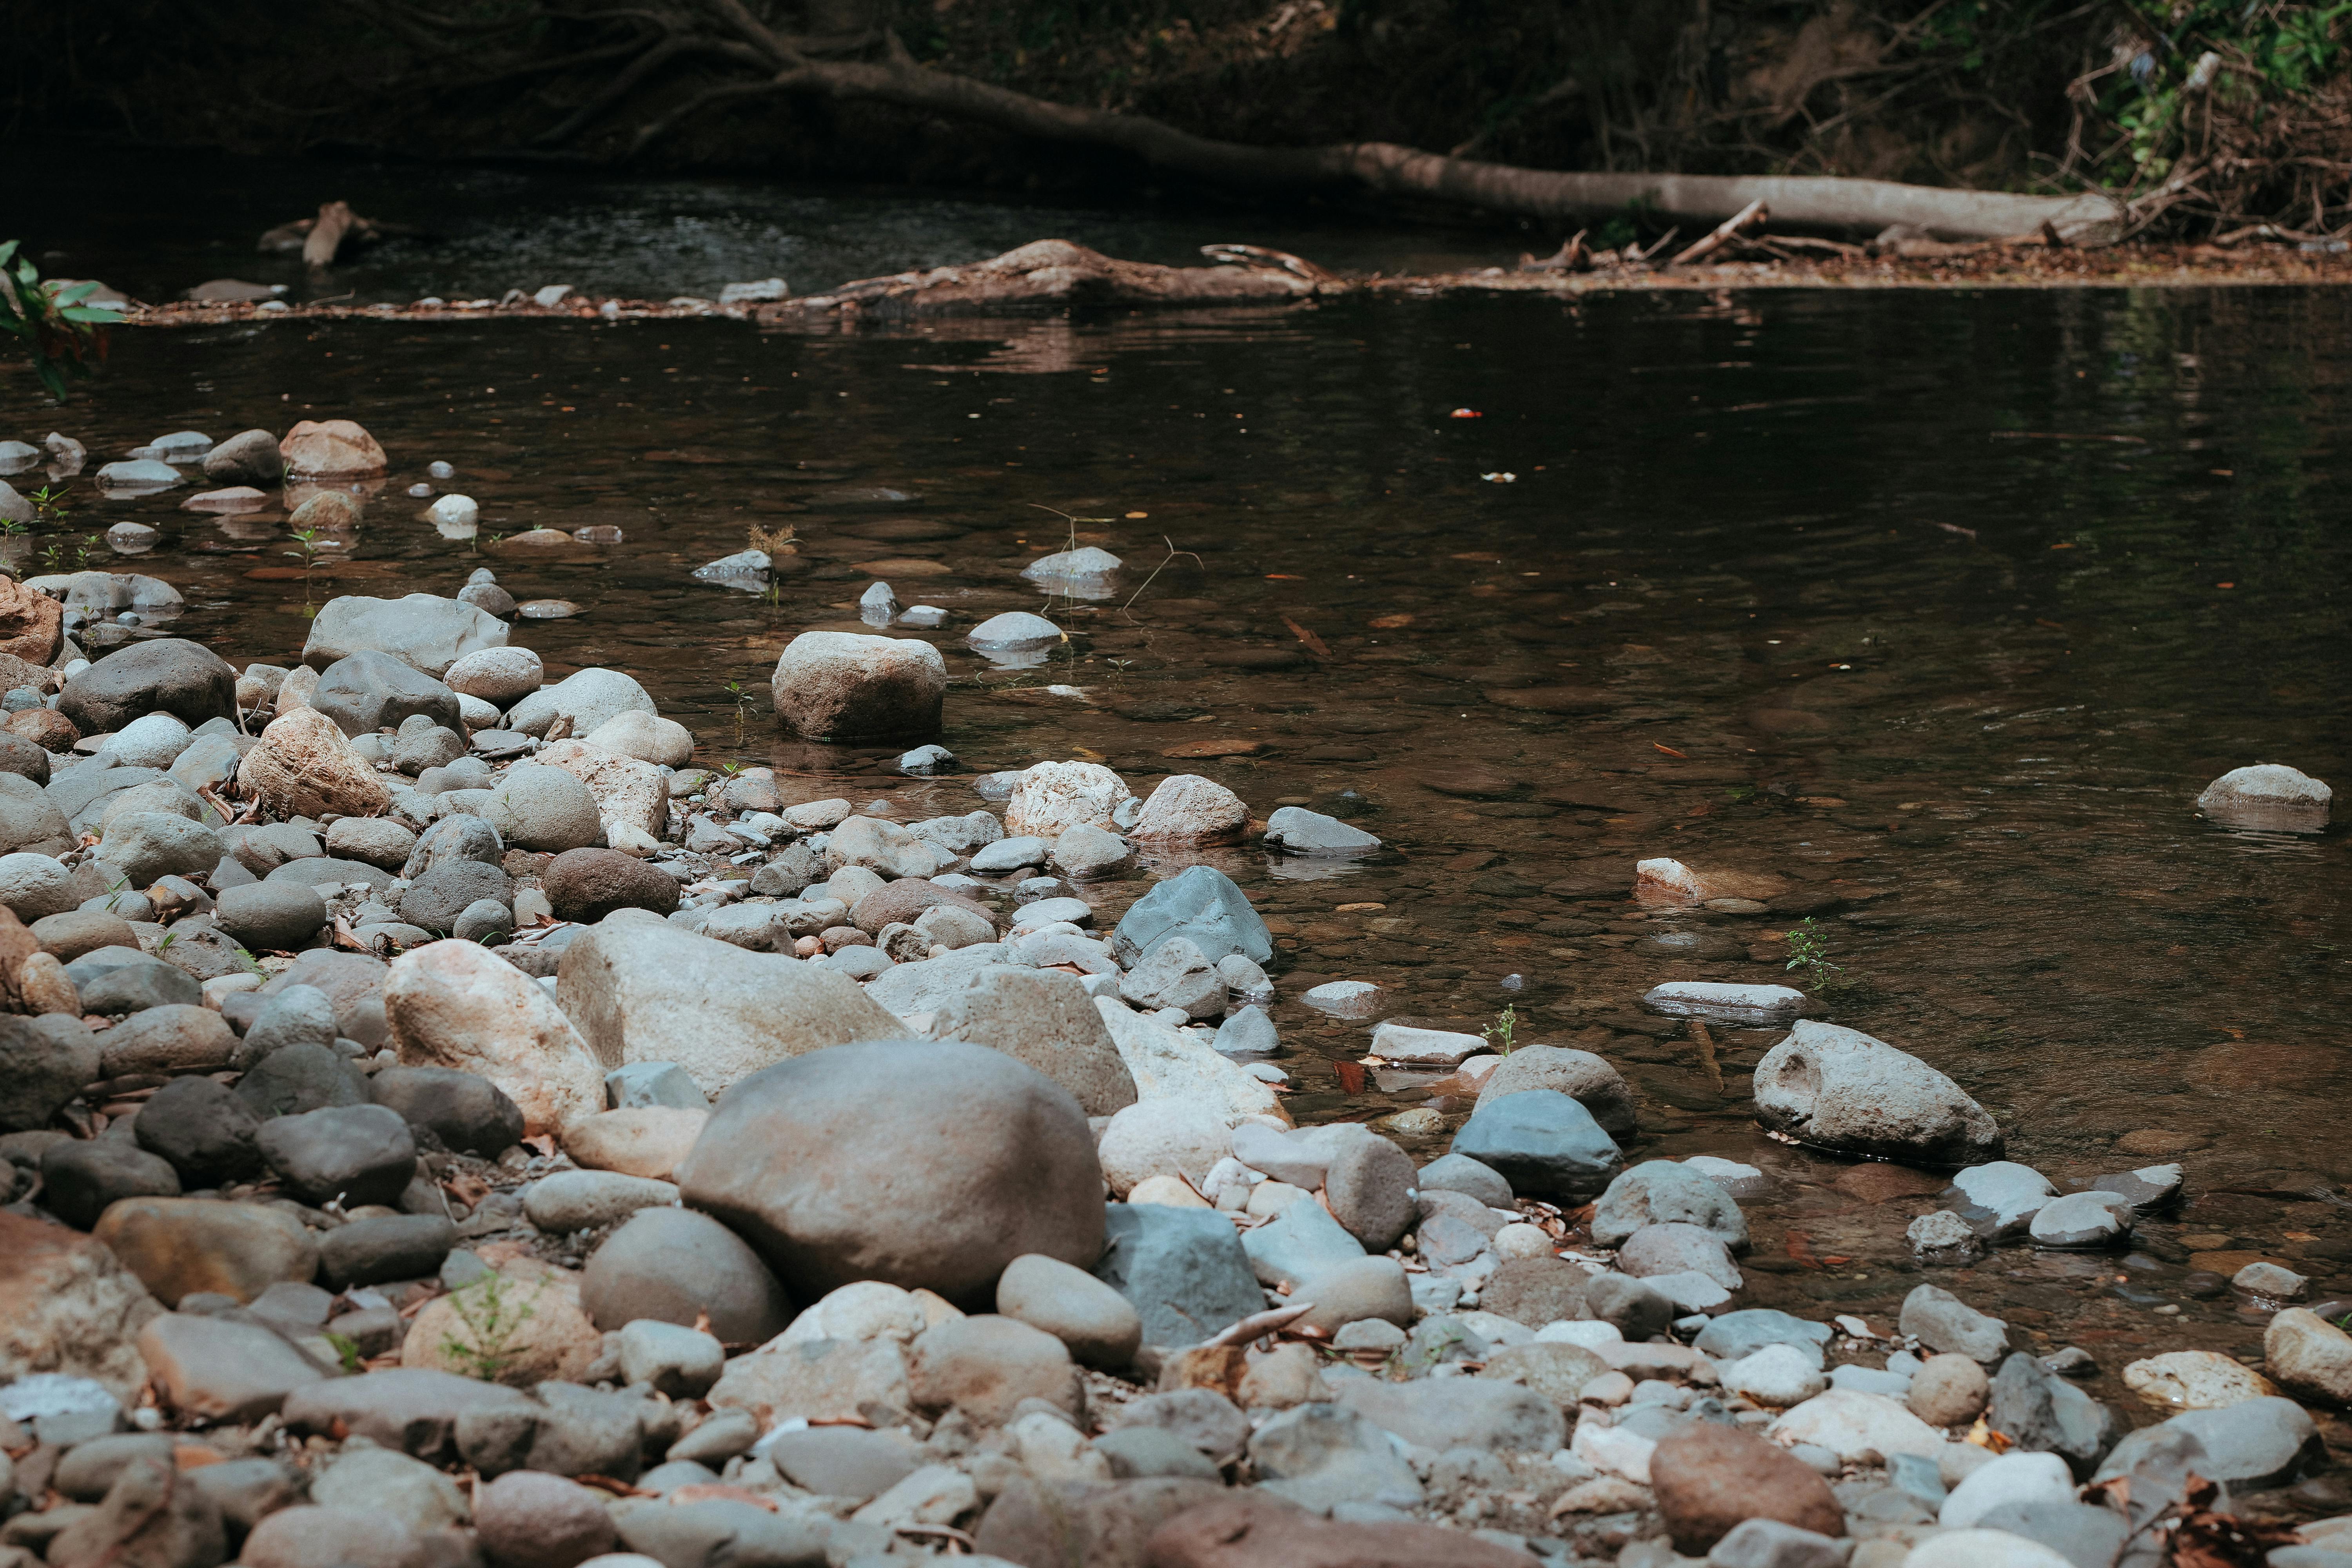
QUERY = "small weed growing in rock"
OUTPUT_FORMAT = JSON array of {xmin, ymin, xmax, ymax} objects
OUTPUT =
[
  {"xmin": 322, "ymin": 1331, "xmax": 363, "ymax": 1373},
  {"xmin": 440, "ymin": 1274, "xmax": 537, "ymax": 1382},
  {"xmin": 1784, "ymin": 918, "xmax": 1843, "ymax": 988},
  {"xmin": 1483, "ymin": 1004, "xmax": 1518, "ymax": 1056},
  {"xmin": 722, "ymin": 680, "xmax": 756, "ymax": 740}
]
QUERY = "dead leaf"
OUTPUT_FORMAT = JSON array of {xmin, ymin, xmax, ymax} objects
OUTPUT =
[
  {"xmin": 665, "ymin": 1484, "xmax": 771, "ymax": 1508},
  {"xmin": 1333, "ymin": 1060, "xmax": 1368, "ymax": 1094},
  {"xmin": 1653, "ymin": 743, "xmax": 1689, "ymax": 758},
  {"xmin": 1369, "ymin": 613, "xmax": 1414, "ymax": 629},
  {"xmin": 1280, "ymin": 616, "xmax": 1330, "ymax": 657},
  {"xmin": 1161, "ymin": 737, "xmax": 1265, "ymax": 758}
]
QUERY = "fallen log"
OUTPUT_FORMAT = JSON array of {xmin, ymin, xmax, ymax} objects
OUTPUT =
[
  {"xmin": 648, "ymin": 31, "xmax": 2125, "ymax": 243},
  {"xmin": 759, "ymin": 238, "xmax": 1320, "ymax": 321}
]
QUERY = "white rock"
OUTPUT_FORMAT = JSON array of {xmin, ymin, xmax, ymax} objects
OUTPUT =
[
  {"xmin": 1536, "ymin": 1321, "xmax": 1624, "ymax": 1350},
  {"xmin": 776, "ymin": 1281, "xmax": 930, "ymax": 1347},
  {"xmin": 1641, "ymin": 981, "xmax": 1808, "ymax": 1026},
  {"xmin": 1093, "ymin": 998, "xmax": 1283, "ymax": 1127},
  {"xmin": 383, "ymin": 939, "xmax": 607, "ymax": 1136},
  {"xmin": 100, "ymin": 713, "xmax": 194, "ymax": 769},
  {"xmin": 1767, "ymin": 1390, "xmax": 1947, "ymax": 1461},
  {"xmin": 1005, "ymin": 761, "xmax": 1132, "ymax": 839},
  {"xmin": 1938, "ymin": 1450, "xmax": 2076, "ymax": 1528},
  {"xmin": 2121, "ymin": 1350, "xmax": 2276, "ymax": 1411},
  {"xmin": 444, "ymin": 645, "xmax": 544, "ymax": 706},
  {"xmin": 1950, "ymin": 1161, "xmax": 2057, "ymax": 1235},
  {"xmin": 584, "ymin": 709, "xmax": 694, "ymax": 768},
  {"xmin": 1368, "ymin": 1021, "xmax": 1486, "ymax": 1066},
  {"xmin": 1021, "ymin": 546, "xmax": 1122, "ymax": 585},
  {"xmin": 2027, "ymin": 1191, "xmax": 2133, "ymax": 1249},
  {"xmin": 1722, "ymin": 1344, "xmax": 1829, "ymax": 1409},
  {"xmin": 2197, "ymin": 762, "xmax": 2330, "ymax": 832},
  {"xmin": 536, "ymin": 739, "xmax": 668, "ymax": 842},
  {"xmin": 426, "ymin": 495, "xmax": 477, "ymax": 529},
  {"xmin": 1903, "ymin": 1530, "xmax": 2076, "ymax": 1568},
  {"xmin": 1569, "ymin": 1420, "xmax": 1654, "ymax": 1484},
  {"xmin": 507, "ymin": 666, "xmax": 657, "ymax": 739},
  {"xmin": 1753, "ymin": 1020, "xmax": 2001, "ymax": 1165}
]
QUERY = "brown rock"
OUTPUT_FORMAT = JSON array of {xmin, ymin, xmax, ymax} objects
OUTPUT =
[
  {"xmin": 48, "ymin": 1457, "xmax": 225, "ymax": 1568},
  {"xmin": 96, "ymin": 1005, "xmax": 237, "ymax": 1076},
  {"xmin": 18, "ymin": 951, "xmax": 79, "ymax": 1015},
  {"xmin": 400, "ymin": 1261, "xmax": 601, "ymax": 1387},
  {"xmin": 1479, "ymin": 1342, "xmax": 1608, "ymax": 1408},
  {"xmin": 849, "ymin": 878, "xmax": 992, "ymax": 935},
  {"xmin": 1648, "ymin": 1421, "xmax": 1844, "ymax": 1554},
  {"xmin": 1129, "ymin": 775, "xmax": 1249, "ymax": 846},
  {"xmin": 5, "ymin": 706, "xmax": 80, "ymax": 753},
  {"xmin": 0, "ymin": 580, "xmax": 62, "ymax": 666},
  {"xmin": 287, "ymin": 491, "xmax": 362, "ymax": 531},
  {"xmin": 768, "ymin": 630, "xmax": 944, "ymax": 742},
  {"xmin": 1143, "ymin": 1491, "xmax": 1540, "ymax": 1567},
  {"xmin": 471, "ymin": 1471, "xmax": 617, "ymax": 1568},
  {"xmin": 0, "ymin": 583, "xmax": 60, "ymax": 668},
  {"xmin": 975, "ymin": 1477, "xmax": 1226, "ymax": 1568},
  {"xmin": 1907, "ymin": 1352, "xmax": 1991, "ymax": 1426},
  {"xmin": 35, "ymin": 909, "xmax": 140, "ymax": 962},
  {"xmin": 0, "ymin": 1208, "xmax": 161, "ymax": 1400},
  {"xmin": 279, "ymin": 419, "xmax": 388, "ymax": 477},
  {"xmin": 706, "ymin": 1336, "xmax": 911, "ymax": 1427},
  {"xmin": 241, "ymin": 708, "xmax": 391, "ymax": 820},
  {"xmin": 907, "ymin": 1314, "xmax": 1082, "ymax": 1425},
  {"xmin": 1833, "ymin": 1163, "xmax": 1949, "ymax": 1203},
  {"xmin": 540, "ymin": 848, "xmax": 679, "ymax": 922},
  {"xmin": 0, "ymin": 730, "xmax": 51, "ymax": 786},
  {"xmin": 1474, "ymin": 1046, "xmax": 1639, "ymax": 1136},
  {"xmin": 241, "ymin": 1507, "xmax": 429, "ymax": 1568},
  {"xmin": 560, "ymin": 1107, "xmax": 706, "ymax": 1180},
  {"xmin": 1477, "ymin": 1256, "xmax": 1590, "ymax": 1328},
  {"xmin": 92, "ymin": 1198, "xmax": 319, "ymax": 1307},
  {"xmin": 0, "ymin": 904, "xmax": 48, "ymax": 1014}
]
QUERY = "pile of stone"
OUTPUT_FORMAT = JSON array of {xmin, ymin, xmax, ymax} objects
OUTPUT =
[{"xmin": 1, "ymin": 417, "xmax": 2347, "ymax": 1568}]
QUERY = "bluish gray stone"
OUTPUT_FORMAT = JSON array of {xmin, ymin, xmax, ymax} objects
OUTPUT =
[
  {"xmin": 1989, "ymin": 1352, "xmax": 2122, "ymax": 1479},
  {"xmin": 310, "ymin": 651, "xmax": 463, "ymax": 739},
  {"xmin": 1592, "ymin": 1159, "xmax": 1749, "ymax": 1250},
  {"xmin": 1110, "ymin": 864, "xmax": 1271, "ymax": 967},
  {"xmin": 1693, "ymin": 1310, "xmax": 1833, "ymax": 1365},
  {"xmin": 1414, "ymin": 1153, "xmax": 1512, "ymax": 1208},
  {"xmin": 1261, "ymin": 807, "xmax": 1381, "ymax": 855},
  {"xmin": 2095, "ymin": 1397, "xmax": 2318, "ymax": 1491},
  {"xmin": 606, "ymin": 1062, "xmax": 708, "ymax": 1111},
  {"xmin": 1093, "ymin": 1203, "xmax": 1264, "ymax": 1349},
  {"xmin": 1248, "ymin": 1403, "xmax": 1424, "ymax": 1513},
  {"xmin": 1239, "ymin": 1194, "xmax": 1365, "ymax": 1289},
  {"xmin": 1448, "ymin": 1089, "xmax": 1622, "ymax": 1203}
]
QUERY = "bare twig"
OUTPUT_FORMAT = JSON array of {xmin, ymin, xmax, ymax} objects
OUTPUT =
[
  {"xmin": 1671, "ymin": 199, "xmax": 1768, "ymax": 264},
  {"xmin": 1203, "ymin": 1302, "xmax": 1316, "ymax": 1348}
]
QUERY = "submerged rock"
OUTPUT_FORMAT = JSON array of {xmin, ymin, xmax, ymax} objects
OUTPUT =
[{"xmin": 1752, "ymin": 1020, "xmax": 2000, "ymax": 1165}]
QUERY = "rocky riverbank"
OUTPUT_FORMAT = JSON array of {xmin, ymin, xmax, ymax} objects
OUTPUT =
[{"xmin": 0, "ymin": 417, "xmax": 2345, "ymax": 1568}]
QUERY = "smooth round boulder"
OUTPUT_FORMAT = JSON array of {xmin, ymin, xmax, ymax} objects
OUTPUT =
[
  {"xmin": 474, "ymin": 1472, "xmax": 617, "ymax": 1568},
  {"xmin": 581, "ymin": 711, "xmax": 693, "ymax": 768},
  {"xmin": 445, "ymin": 646, "xmax": 544, "ymax": 707},
  {"xmin": 325, "ymin": 817, "xmax": 417, "ymax": 871},
  {"xmin": 58, "ymin": 639, "xmax": 239, "ymax": 735},
  {"xmin": 1649, "ymin": 1421, "xmax": 1846, "ymax": 1553},
  {"xmin": 579, "ymin": 1207, "xmax": 794, "ymax": 1343},
  {"xmin": 311, "ymin": 651, "xmax": 461, "ymax": 739},
  {"xmin": 97, "ymin": 813, "xmax": 223, "ymax": 887},
  {"xmin": 673, "ymin": 1038, "xmax": 1104, "ymax": 1308},
  {"xmin": 101, "ymin": 713, "xmax": 194, "ymax": 769},
  {"xmin": 0, "ymin": 732, "xmax": 51, "ymax": 786},
  {"xmin": 398, "ymin": 861, "xmax": 512, "ymax": 935},
  {"xmin": 0, "ymin": 851, "xmax": 78, "ymax": 920},
  {"xmin": 769, "ymin": 631, "xmax": 944, "ymax": 742},
  {"xmin": 1475, "ymin": 1046, "xmax": 1640, "ymax": 1138},
  {"xmin": 483, "ymin": 764, "xmax": 603, "ymax": 853},
  {"xmin": 216, "ymin": 881, "xmax": 329, "ymax": 953},
  {"xmin": 996, "ymin": 1252, "xmax": 1143, "ymax": 1370},
  {"xmin": 542, "ymin": 848, "xmax": 680, "ymax": 922}
]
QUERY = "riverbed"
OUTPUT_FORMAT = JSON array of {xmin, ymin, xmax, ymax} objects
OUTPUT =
[{"xmin": 13, "ymin": 223, "xmax": 2352, "ymax": 1469}]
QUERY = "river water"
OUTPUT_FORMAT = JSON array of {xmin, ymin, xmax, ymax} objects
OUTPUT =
[{"xmin": 13, "ymin": 185, "xmax": 2352, "ymax": 1464}]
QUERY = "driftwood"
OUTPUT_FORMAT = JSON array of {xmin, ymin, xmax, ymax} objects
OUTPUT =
[
  {"xmin": 1673, "ymin": 199, "xmax": 1770, "ymax": 265},
  {"xmin": 760, "ymin": 239, "xmax": 1321, "ymax": 322},
  {"xmin": 364, "ymin": 2, "xmax": 2128, "ymax": 245},
  {"xmin": 258, "ymin": 201, "xmax": 421, "ymax": 265}
]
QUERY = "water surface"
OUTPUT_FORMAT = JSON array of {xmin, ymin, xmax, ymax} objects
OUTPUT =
[{"xmin": 18, "ymin": 283, "xmax": 2352, "ymax": 1458}]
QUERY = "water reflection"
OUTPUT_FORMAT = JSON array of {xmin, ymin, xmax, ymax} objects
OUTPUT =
[{"xmin": 26, "ymin": 283, "xmax": 2352, "ymax": 1414}]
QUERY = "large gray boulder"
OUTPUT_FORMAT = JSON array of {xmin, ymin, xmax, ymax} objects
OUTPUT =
[
  {"xmin": 1474, "ymin": 1045, "xmax": 1638, "ymax": 1136},
  {"xmin": 555, "ymin": 916, "xmax": 906, "ymax": 1096},
  {"xmin": 504, "ymin": 668, "xmax": 655, "ymax": 740},
  {"xmin": 1754, "ymin": 1020, "xmax": 2001, "ymax": 1166},
  {"xmin": 302, "ymin": 594, "xmax": 508, "ymax": 679},
  {"xmin": 96, "ymin": 812, "xmax": 223, "ymax": 887},
  {"xmin": 579, "ymin": 1208, "xmax": 794, "ymax": 1343},
  {"xmin": 309, "ymin": 652, "xmax": 462, "ymax": 738},
  {"xmin": 58, "ymin": 639, "xmax": 238, "ymax": 734},
  {"xmin": 0, "ymin": 772, "xmax": 73, "ymax": 855},
  {"xmin": 1593, "ymin": 1160, "xmax": 1750, "ymax": 1250},
  {"xmin": 673, "ymin": 1038, "xmax": 1104, "ymax": 1307},
  {"xmin": 769, "ymin": 631, "xmax": 944, "ymax": 742},
  {"xmin": 1110, "ymin": 865, "xmax": 1271, "ymax": 966},
  {"xmin": 925, "ymin": 964, "xmax": 1138, "ymax": 1116}
]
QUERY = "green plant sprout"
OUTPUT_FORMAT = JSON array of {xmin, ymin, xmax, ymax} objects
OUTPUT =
[
  {"xmin": 1784, "ymin": 918, "xmax": 1844, "ymax": 989},
  {"xmin": 322, "ymin": 1331, "xmax": 364, "ymax": 1374},
  {"xmin": 284, "ymin": 526, "xmax": 325, "ymax": 572},
  {"xmin": 0, "ymin": 241, "xmax": 114, "ymax": 400},
  {"xmin": 438, "ymin": 1274, "xmax": 540, "ymax": 1383},
  {"xmin": 1483, "ymin": 1003, "xmax": 1518, "ymax": 1056}
]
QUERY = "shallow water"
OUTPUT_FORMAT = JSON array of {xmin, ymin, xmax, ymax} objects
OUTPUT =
[
  {"xmin": 17, "ymin": 280, "xmax": 2352, "ymax": 1457},
  {"xmin": 26, "ymin": 150, "xmax": 1502, "ymax": 305}
]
